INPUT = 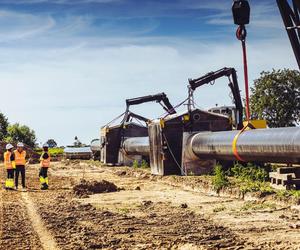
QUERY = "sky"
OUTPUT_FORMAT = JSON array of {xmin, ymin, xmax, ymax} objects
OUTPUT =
[{"xmin": 0, "ymin": 0, "xmax": 297, "ymax": 146}]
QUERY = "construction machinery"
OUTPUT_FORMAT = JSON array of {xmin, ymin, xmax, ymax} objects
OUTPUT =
[
  {"xmin": 188, "ymin": 67, "xmax": 244, "ymax": 130},
  {"xmin": 99, "ymin": 1, "xmax": 300, "ymax": 187},
  {"xmin": 100, "ymin": 92, "xmax": 176, "ymax": 166},
  {"xmin": 277, "ymin": 0, "xmax": 300, "ymax": 69},
  {"xmin": 121, "ymin": 67, "xmax": 244, "ymax": 175}
]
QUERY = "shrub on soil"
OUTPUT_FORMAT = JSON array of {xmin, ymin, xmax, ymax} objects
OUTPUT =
[
  {"xmin": 228, "ymin": 163, "xmax": 269, "ymax": 182},
  {"xmin": 212, "ymin": 165, "xmax": 229, "ymax": 192}
]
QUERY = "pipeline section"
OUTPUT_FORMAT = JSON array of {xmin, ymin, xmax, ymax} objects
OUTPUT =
[
  {"xmin": 189, "ymin": 127, "xmax": 300, "ymax": 163},
  {"xmin": 122, "ymin": 127, "xmax": 300, "ymax": 164},
  {"xmin": 122, "ymin": 137, "xmax": 150, "ymax": 156}
]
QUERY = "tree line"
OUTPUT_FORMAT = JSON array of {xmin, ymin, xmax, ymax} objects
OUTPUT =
[{"xmin": 0, "ymin": 114, "xmax": 36, "ymax": 147}]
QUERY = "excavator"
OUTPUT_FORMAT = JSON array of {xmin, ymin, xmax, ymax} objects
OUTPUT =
[
  {"xmin": 188, "ymin": 67, "xmax": 244, "ymax": 130},
  {"xmin": 100, "ymin": 92, "xmax": 176, "ymax": 165}
]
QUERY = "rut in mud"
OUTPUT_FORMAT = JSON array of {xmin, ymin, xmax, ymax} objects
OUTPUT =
[{"xmin": 0, "ymin": 190, "xmax": 43, "ymax": 250}]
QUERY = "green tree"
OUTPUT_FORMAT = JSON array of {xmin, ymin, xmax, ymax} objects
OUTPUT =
[
  {"xmin": 0, "ymin": 112, "xmax": 9, "ymax": 140},
  {"xmin": 46, "ymin": 139, "xmax": 57, "ymax": 148},
  {"xmin": 250, "ymin": 69, "xmax": 300, "ymax": 127},
  {"xmin": 5, "ymin": 123, "xmax": 36, "ymax": 147}
]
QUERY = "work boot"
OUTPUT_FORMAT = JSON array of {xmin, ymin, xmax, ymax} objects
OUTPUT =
[{"xmin": 41, "ymin": 183, "xmax": 48, "ymax": 190}]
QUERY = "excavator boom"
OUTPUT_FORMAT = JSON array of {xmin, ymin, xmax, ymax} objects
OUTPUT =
[
  {"xmin": 188, "ymin": 67, "xmax": 243, "ymax": 129},
  {"xmin": 126, "ymin": 92, "xmax": 176, "ymax": 115}
]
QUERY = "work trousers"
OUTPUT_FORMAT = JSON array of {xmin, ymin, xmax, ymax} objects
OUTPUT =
[
  {"xmin": 39, "ymin": 167, "xmax": 49, "ymax": 189},
  {"xmin": 15, "ymin": 165, "xmax": 26, "ymax": 188},
  {"xmin": 7, "ymin": 169, "xmax": 14, "ymax": 179}
]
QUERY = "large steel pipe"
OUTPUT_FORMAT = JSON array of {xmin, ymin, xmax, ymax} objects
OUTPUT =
[
  {"xmin": 189, "ymin": 127, "xmax": 300, "ymax": 163},
  {"xmin": 122, "ymin": 137, "xmax": 150, "ymax": 156}
]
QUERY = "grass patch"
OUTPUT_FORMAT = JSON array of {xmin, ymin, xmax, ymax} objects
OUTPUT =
[
  {"xmin": 240, "ymin": 201, "xmax": 277, "ymax": 211},
  {"xmin": 213, "ymin": 205, "xmax": 226, "ymax": 213},
  {"xmin": 275, "ymin": 190, "xmax": 300, "ymax": 200},
  {"xmin": 117, "ymin": 207, "xmax": 130, "ymax": 214}
]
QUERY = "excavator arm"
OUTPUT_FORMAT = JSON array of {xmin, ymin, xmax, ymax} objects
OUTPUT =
[
  {"xmin": 126, "ymin": 92, "xmax": 176, "ymax": 115},
  {"xmin": 188, "ymin": 67, "xmax": 243, "ymax": 129}
]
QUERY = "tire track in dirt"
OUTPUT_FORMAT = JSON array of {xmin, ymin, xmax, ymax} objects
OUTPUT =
[
  {"xmin": 0, "ymin": 190, "xmax": 43, "ymax": 250},
  {"xmin": 21, "ymin": 192, "xmax": 59, "ymax": 250}
]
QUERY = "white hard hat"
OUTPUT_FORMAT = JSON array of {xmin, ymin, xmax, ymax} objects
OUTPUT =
[
  {"xmin": 6, "ymin": 144, "xmax": 13, "ymax": 150},
  {"xmin": 17, "ymin": 142, "xmax": 24, "ymax": 147},
  {"xmin": 43, "ymin": 143, "xmax": 49, "ymax": 148}
]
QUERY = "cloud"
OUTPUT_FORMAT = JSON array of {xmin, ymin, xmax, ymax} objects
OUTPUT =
[
  {"xmin": 0, "ymin": 35, "xmax": 296, "ymax": 145},
  {"xmin": 0, "ymin": 10, "xmax": 55, "ymax": 42}
]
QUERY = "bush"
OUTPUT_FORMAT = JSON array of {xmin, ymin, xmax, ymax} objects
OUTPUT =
[
  {"xmin": 212, "ymin": 165, "xmax": 229, "ymax": 192},
  {"xmin": 229, "ymin": 163, "xmax": 269, "ymax": 182},
  {"xmin": 140, "ymin": 160, "xmax": 149, "ymax": 169},
  {"xmin": 132, "ymin": 159, "xmax": 149, "ymax": 169},
  {"xmin": 132, "ymin": 160, "xmax": 139, "ymax": 169}
]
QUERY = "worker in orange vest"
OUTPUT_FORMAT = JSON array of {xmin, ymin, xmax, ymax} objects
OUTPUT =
[
  {"xmin": 14, "ymin": 142, "xmax": 27, "ymax": 191},
  {"xmin": 39, "ymin": 143, "xmax": 50, "ymax": 190},
  {"xmin": 3, "ymin": 144, "xmax": 16, "ymax": 190}
]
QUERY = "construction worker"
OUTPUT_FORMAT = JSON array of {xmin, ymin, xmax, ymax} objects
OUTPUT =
[
  {"xmin": 14, "ymin": 142, "xmax": 27, "ymax": 191},
  {"xmin": 39, "ymin": 143, "xmax": 50, "ymax": 190},
  {"xmin": 3, "ymin": 144, "xmax": 15, "ymax": 190}
]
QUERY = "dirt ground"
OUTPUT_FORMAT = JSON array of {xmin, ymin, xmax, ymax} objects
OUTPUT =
[{"xmin": 0, "ymin": 161, "xmax": 299, "ymax": 250}]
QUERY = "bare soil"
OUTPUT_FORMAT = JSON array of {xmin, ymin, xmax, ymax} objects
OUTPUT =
[{"xmin": 0, "ymin": 161, "xmax": 299, "ymax": 249}]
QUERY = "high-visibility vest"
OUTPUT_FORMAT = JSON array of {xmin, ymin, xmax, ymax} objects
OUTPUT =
[
  {"xmin": 40, "ymin": 152, "xmax": 51, "ymax": 168},
  {"xmin": 4, "ymin": 151, "xmax": 13, "ymax": 169},
  {"xmin": 14, "ymin": 150, "xmax": 26, "ymax": 166}
]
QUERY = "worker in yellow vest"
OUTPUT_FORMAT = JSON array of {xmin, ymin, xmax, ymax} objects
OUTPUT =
[
  {"xmin": 14, "ymin": 142, "xmax": 27, "ymax": 191},
  {"xmin": 3, "ymin": 144, "xmax": 16, "ymax": 190},
  {"xmin": 39, "ymin": 143, "xmax": 50, "ymax": 190}
]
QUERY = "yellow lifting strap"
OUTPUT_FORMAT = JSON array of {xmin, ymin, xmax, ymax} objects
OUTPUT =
[{"xmin": 232, "ymin": 121, "xmax": 255, "ymax": 162}]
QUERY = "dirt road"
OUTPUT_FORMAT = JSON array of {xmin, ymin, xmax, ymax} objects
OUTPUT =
[{"xmin": 0, "ymin": 161, "xmax": 299, "ymax": 249}]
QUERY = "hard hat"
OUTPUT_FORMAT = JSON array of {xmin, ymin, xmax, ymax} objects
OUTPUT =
[
  {"xmin": 17, "ymin": 142, "xmax": 24, "ymax": 147},
  {"xmin": 43, "ymin": 143, "xmax": 49, "ymax": 148},
  {"xmin": 6, "ymin": 144, "xmax": 13, "ymax": 150}
]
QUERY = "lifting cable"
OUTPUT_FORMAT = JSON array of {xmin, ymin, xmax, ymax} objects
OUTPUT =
[
  {"xmin": 232, "ymin": 25, "xmax": 253, "ymax": 162},
  {"xmin": 103, "ymin": 112, "xmax": 126, "ymax": 127},
  {"xmin": 236, "ymin": 25, "xmax": 251, "ymax": 121},
  {"xmin": 232, "ymin": 0, "xmax": 253, "ymax": 161}
]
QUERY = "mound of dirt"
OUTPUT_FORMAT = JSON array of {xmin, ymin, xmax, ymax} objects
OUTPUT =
[{"xmin": 73, "ymin": 179, "xmax": 118, "ymax": 197}]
